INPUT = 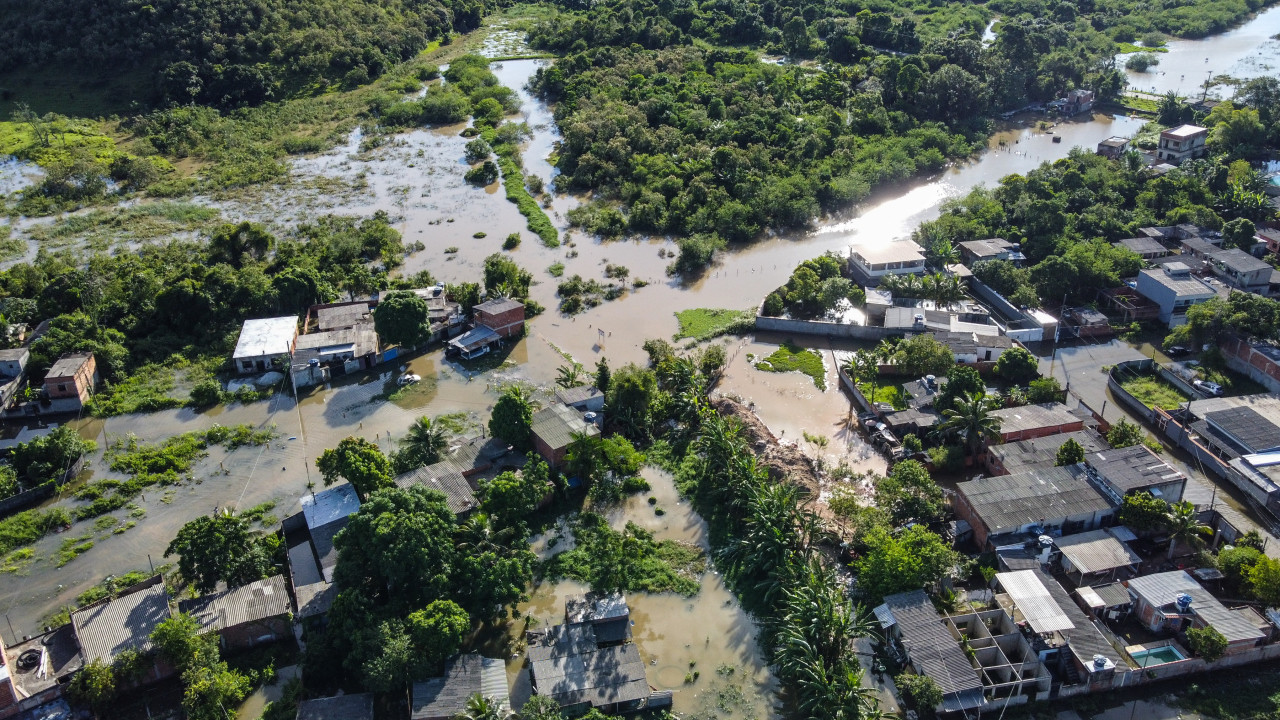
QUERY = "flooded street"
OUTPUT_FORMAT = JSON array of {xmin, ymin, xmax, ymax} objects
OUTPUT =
[
  {"xmin": 1118, "ymin": 5, "xmax": 1280, "ymax": 98},
  {"xmin": 512, "ymin": 467, "xmax": 779, "ymax": 720}
]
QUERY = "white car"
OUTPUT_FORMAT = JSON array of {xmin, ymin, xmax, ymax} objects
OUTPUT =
[
  {"xmin": 1192, "ymin": 379, "xmax": 1223, "ymax": 397},
  {"xmin": 397, "ymin": 373, "xmax": 421, "ymax": 386}
]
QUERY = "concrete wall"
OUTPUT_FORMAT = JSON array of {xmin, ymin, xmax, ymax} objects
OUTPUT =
[
  {"xmin": 754, "ymin": 314, "xmax": 893, "ymax": 339},
  {"xmin": 1222, "ymin": 336, "xmax": 1280, "ymax": 393},
  {"xmin": 1108, "ymin": 359, "xmax": 1159, "ymax": 423},
  {"xmin": 968, "ymin": 278, "xmax": 1047, "ymax": 342}
]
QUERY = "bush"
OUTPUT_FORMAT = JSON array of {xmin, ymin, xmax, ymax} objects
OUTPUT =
[
  {"xmin": 670, "ymin": 235, "xmax": 725, "ymax": 276},
  {"xmin": 189, "ymin": 379, "xmax": 223, "ymax": 407},
  {"xmin": 1186, "ymin": 626, "xmax": 1228, "ymax": 662},
  {"xmin": 994, "ymin": 347, "xmax": 1040, "ymax": 384},
  {"xmin": 761, "ymin": 292, "xmax": 785, "ymax": 316},
  {"xmin": 464, "ymin": 138, "xmax": 492, "ymax": 163},
  {"xmin": 1126, "ymin": 53, "xmax": 1160, "ymax": 72},
  {"xmin": 465, "ymin": 161, "xmax": 499, "ymax": 185},
  {"xmin": 927, "ymin": 444, "xmax": 965, "ymax": 473},
  {"xmin": 503, "ymin": 233, "xmax": 521, "ymax": 250},
  {"xmin": 896, "ymin": 673, "xmax": 943, "ymax": 714}
]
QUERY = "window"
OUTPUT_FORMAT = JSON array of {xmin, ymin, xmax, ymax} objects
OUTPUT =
[{"xmin": 58, "ymin": 384, "xmax": 66, "ymax": 392}]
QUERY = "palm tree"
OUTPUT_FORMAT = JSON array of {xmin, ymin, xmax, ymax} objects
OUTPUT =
[
  {"xmin": 393, "ymin": 415, "xmax": 448, "ymax": 473},
  {"xmin": 938, "ymin": 392, "xmax": 1002, "ymax": 459},
  {"xmin": 455, "ymin": 694, "xmax": 510, "ymax": 720},
  {"xmin": 925, "ymin": 238, "xmax": 961, "ymax": 270},
  {"xmin": 1165, "ymin": 500, "xmax": 1211, "ymax": 559},
  {"xmin": 456, "ymin": 515, "xmax": 522, "ymax": 558},
  {"xmin": 555, "ymin": 364, "xmax": 584, "ymax": 389}
]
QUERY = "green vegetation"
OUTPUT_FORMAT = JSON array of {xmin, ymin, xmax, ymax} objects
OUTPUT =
[
  {"xmin": 0, "ymin": 508, "xmax": 71, "ymax": 556},
  {"xmin": 755, "ymin": 342, "xmax": 826, "ymax": 390},
  {"xmin": 542, "ymin": 513, "xmax": 705, "ymax": 596},
  {"xmin": 673, "ymin": 308, "xmax": 754, "ymax": 341},
  {"xmin": 857, "ymin": 382, "xmax": 907, "ymax": 410},
  {"xmin": 166, "ymin": 511, "xmax": 282, "ymax": 592},
  {"xmin": 547, "ymin": 262, "xmax": 565, "ymax": 277},
  {"xmin": 1116, "ymin": 42, "xmax": 1169, "ymax": 54},
  {"xmin": 1173, "ymin": 663, "xmax": 1280, "ymax": 719},
  {"xmin": 1118, "ymin": 372, "xmax": 1191, "ymax": 410}
]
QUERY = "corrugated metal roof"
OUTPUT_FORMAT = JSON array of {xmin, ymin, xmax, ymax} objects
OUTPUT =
[
  {"xmin": 996, "ymin": 570, "xmax": 1075, "ymax": 633},
  {"xmin": 532, "ymin": 404, "xmax": 599, "ymax": 452},
  {"xmin": 411, "ymin": 654, "xmax": 510, "ymax": 720},
  {"xmin": 394, "ymin": 461, "xmax": 478, "ymax": 515},
  {"xmin": 474, "ymin": 298, "xmax": 525, "ymax": 315},
  {"xmin": 566, "ymin": 593, "xmax": 629, "ymax": 624},
  {"xmin": 1126, "ymin": 571, "xmax": 1267, "ymax": 644},
  {"xmin": 1031, "ymin": 569, "xmax": 1122, "ymax": 668},
  {"xmin": 1090, "ymin": 582, "xmax": 1133, "ymax": 608},
  {"xmin": 1088, "ymin": 445, "xmax": 1187, "ymax": 495},
  {"xmin": 989, "ymin": 430, "xmax": 1107, "ymax": 474},
  {"xmin": 46, "ymin": 353, "xmax": 93, "ymax": 378},
  {"xmin": 956, "ymin": 465, "xmax": 1113, "ymax": 535},
  {"xmin": 1055, "ymin": 530, "xmax": 1140, "ymax": 575},
  {"xmin": 297, "ymin": 694, "xmax": 375, "ymax": 720},
  {"xmin": 295, "ymin": 581, "xmax": 339, "ymax": 620},
  {"xmin": 1205, "ymin": 406, "xmax": 1280, "ymax": 454},
  {"xmin": 71, "ymin": 581, "xmax": 172, "ymax": 664},
  {"xmin": 530, "ymin": 642, "xmax": 649, "ymax": 708},
  {"xmin": 883, "ymin": 590, "xmax": 983, "ymax": 712},
  {"xmin": 178, "ymin": 575, "xmax": 291, "ymax": 633},
  {"xmin": 991, "ymin": 403, "xmax": 1081, "ymax": 435}
]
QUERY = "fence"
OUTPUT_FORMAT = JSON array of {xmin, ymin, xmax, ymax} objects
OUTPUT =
[
  {"xmin": 753, "ymin": 313, "xmax": 893, "ymax": 340},
  {"xmin": 0, "ymin": 454, "xmax": 85, "ymax": 519}
]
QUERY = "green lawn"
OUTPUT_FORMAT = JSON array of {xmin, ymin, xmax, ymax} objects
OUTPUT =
[
  {"xmin": 857, "ymin": 382, "xmax": 907, "ymax": 410},
  {"xmin": 674, "ymin": 308, "xmax": 754, "ymax": 341},
  {"xmin": 1119, "ymin": 373, "xmax": 1191, "ymax": 410},
  {"xmin": 1116, "ymin": 42, "xmax": 1169, "ymax": 53},
  {"xmin": 755, "ymin": 342, "xmax": 826, "ymax": 390}
]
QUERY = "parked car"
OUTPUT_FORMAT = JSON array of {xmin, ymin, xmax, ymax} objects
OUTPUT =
[
  {"xmin": 1165, "ymin": 345, "xmax": 1190, "ymax": 357},
  {"xmin": 397, "ymin": 373, "xmax": 421, "ymax": 386},
  {"xmin": 1192, "ymin": 379, "xmax": 1223, "ymax": 397}
]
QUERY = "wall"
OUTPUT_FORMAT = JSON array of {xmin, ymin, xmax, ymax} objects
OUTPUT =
[
  {"xmin": 836, "ymin": 367, "xmax": 877, "ymax": 415},
  {"xmin": 0, "ymin": 455, "xmax": 84, "ymax": 519},
  {"xmin": 968, "ymin": 278, "xmax": 1047, "ymax": 342},
  {"xmin": 754, "ymin": 314, "xmax": 893, "ymax": 339},
  {"xmin": 1107, "ymin": 359, "xmax": 1159, "ymax": 423},
  {"xmin": 1222, "ymin": 336, "xmax": 1280, "ymax": 393}
]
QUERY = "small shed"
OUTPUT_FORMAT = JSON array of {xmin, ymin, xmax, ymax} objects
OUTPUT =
[
  {"xmin": 297, "ymin": 693, "xmax": 375, "ymax": 720},
  {"xmin": 1054, "ymin": 529, "xmax": 1141, "ymax": 584}
]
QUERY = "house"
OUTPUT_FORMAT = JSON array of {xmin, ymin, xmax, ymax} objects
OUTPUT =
[
  {"xmin": 283, "ymin": 483, "xmax": 361, "ymax": 622},
  {"xmin": 315, "ymin": 302, "xmax": 372, "ymax": 332},
  {"xmin": 876, "ymin": 590, "xmax": 984, "ymax": 715},
  {"xmin": 291, "ymin": 321, "xmax": 380, "ymax": 389},
  {"xmin": 1076, "ymin": 581, "xmax": 1135, "ymax": 623},
  {"xmin": 958, "ymin": 238, "xmax": 1023, "ymax": 266},
  {"xmin": 531, "ymin": 403, "xmax": 600, "ymax": 471},
  {"xmin": 525, "ymin": 595, "xmax": 668, "ymax": 713},
  {"xmin": 1177, "ymin": 395, "xmax": 1280, "ymax": 510},
  {"xmin": 1179, "ymin": 236, "xmax": 1223, "ymax": 260},
  {"xmin": 411, "ymin": 285, "xmax": 464, "ymax": 340},
  {"xmin": 1061, "ymin": 306, "xmax": 1114, "ymax": 339},
  {"xmin": 1097, "ymin": 136, "xmax": 1130, "ymax": 159},
  {"xmin": 0, "ymin": 348, "xmax": 29, "ymax": 380},
  {"xmin": 985, "ymin": 429, "xmax": 1107, "ymax": 476},
  {"xmin": 0, "ymin": 624, "xmax": 82, "ymax": 720},
  {"xmin": 1258, "ymin": 228, "xmax": 1280, "ymax": 255},
  {"xmin": 232, "ymin": 317, "xmax": 299, "ymax": 374},
  {"xmin": 1209, "ymin": 248, "xmax": 1273, "ymax": 295},
  {"xmin": 1112, "ymin": 236, "xmax": 1169, "ymax": 260},
  {"xmin": 1053, "ymin": 529, "xmax": 1141, "ymax": 584},
  {"xmin": 953, "ymin": 464, "xmax": 1115, "ymax": 548},
  {"xmin": 178, "ymin": 575, "xmax": 293, "ymax": 651},
  {"xmin": 473, "ymin": 298, "xmax": 526, "ymax": 338},
  {"xmin": 70, "ymin": 577, "xmax": 174, "ymax": 682},
  {"xmin": 411, "ymin": 654, "xmax": 510, "ymax": 720},
  {"xmin": 989, "ymin": 402, "xmax": 1085, "ymax": 442},
  {"xmin": 1126, "ymin": 571, "xmax": 1268, "ymax": 654},
  {"xmin": 1100, "ymin": 286, "xmax": 1162, "ymax": 325},
  {"xmin": 1220, "ymin": 336, "xmax": 1280, "ymax": 393},
  {"xmin": 882, "ymin": 306, "xmax": 997, "ymax": 337},
  {"xmin": 1058, "ymin": 88, "xmax": 1095, "ymax": 115},
  {"xmin": 1156, "ymin": 124, "xmax": 1208, "ymax": 164},
  {"xmin": 931, "ymin": 331, "xmax": 1013, "ymax": 365},
  {"xmin": 43, "ymin": 352, "xmax": 97, "ymax": 411},
  {"xmin": 447, "ymin": 326, "xmax": 503, "ymax": 361},
  {"xmin": 555, "ymin": 386, "xmax": 605, "ymax": 414},
  {"xmin": 297, "ymin": 694, "xmax": 375, "ymax": 720},
  {"xmin": 1084, "ymin": 445, "xmax": 1187, "ymax": 505},
  {"xmin": 1135, "ymin": 264, "xmax": 1217, "ymax": 327},
  {"xmin": 848, "ymin": 241, "xmax": 926, "ymax": 284}
]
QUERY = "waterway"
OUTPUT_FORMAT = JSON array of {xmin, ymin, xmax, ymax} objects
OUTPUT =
[{"xmin": 1118, "ymin": 4, "xmax": 1280, "ymax": 98}]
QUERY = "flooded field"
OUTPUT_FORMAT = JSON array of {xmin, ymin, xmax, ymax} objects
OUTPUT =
[{"xmin": 1119, "ymin": 5, "xmax": 1280, "ymax": 98}]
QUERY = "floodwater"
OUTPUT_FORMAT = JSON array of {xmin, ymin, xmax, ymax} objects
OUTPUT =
[
  {"xmin": 0, "ymin": 156, "xmax": 41, "ymax": 197},
  {"xmin": 509, "ymin": 467, "xmax": 780, "ymax": 720},
  {"xmin": 236, "ymin": 665, "xmax": 299, "ymax": 720},
  {"xmin": 1118, "ymin": 5, "xmax": 1280, "ymax": 98}
]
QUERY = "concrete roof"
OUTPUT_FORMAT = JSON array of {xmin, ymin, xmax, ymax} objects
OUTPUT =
[
  {"xmin": 412, "ymin": 654, "xmax": 510, "ymax": 720},
  {"xmin": 232, "ymin": 317, "xmax": 298, "ymax": 360},
  {"xmin": 990, "ymin": 402, "xmax": 1081, "ymax": 435},
  {"xmin": 1138, "ymin": 268, "xmax": 1216, "ymax": 299},
  {"xmin": 956, "ymin": 465, "xmax": 1112, "ymax": 534},
  {"xmin": 1098, "ymin": 136, "xmax": 1129, "ymax": 148},
  {"xmin": 958, "ymin": 238, "xmax": 1015, "ymax": 258},
  {"xmin": 1054, "ymin": 529, "xmax": 1140, "ymax": 575},
  {"xmin": 316, "ymin": 303, "xmax": 372, "ymax": 331},
  {"xmin": 996, "ymin": 570, "xmax": 1076, "ymax": 633},
  {"xmin": 301, "ymin": 483, "xmax": 361, "ymax": 530},
  {"xmin": 1212, "ymin": 248, "xmax": 1272, "ymax": 274},
  {"xmin": 46, "ymin": 353, "xmax": 92, "ymax": 378},
  {"xmin": 178, "ymin": 575, "xmax": 291, "ymax": 634},
  {"xmin": 1127, "ymin": 571, "xmax": 1267, "ymax": 644},
  {"xmin": 474, "ymin": 297, "xmax": 525, "ymax": 315},
  {"xmin": 851, "ymin": 241, "xmax": 925, "ymax": 265},
  {"xmin": 1162, "ymin": 124, "xmax": 1207, "ymax": 139},
  {"xmin": 1114, "ymin": 237, "xmax": 1167, "ymax": 256},
  {"xmin": 71, "ymin": 580, "xmax": 172, "ymax": 664}
]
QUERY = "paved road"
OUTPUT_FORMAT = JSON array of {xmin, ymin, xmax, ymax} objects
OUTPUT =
[{"xmin": 1041, "ymin": 338, "xmax": 1148, "ymax": 423}]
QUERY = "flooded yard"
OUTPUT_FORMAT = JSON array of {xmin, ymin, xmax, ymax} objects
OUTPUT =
[{"xmin": 1118, "ymin": 5, "xmax": 1280, "ymax": 98}]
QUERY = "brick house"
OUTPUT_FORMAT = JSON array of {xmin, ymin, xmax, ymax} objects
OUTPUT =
[
  {"xmin": 989, "ymin": 402, "xmax": 1085, "ymax": 442},
  {"xmin": 178, "ymin": 575, "xmax": 293, "ymax": 652},
  {"xmin": 531, "ymin": 403, "xmax": 599, "ymax": 471},
  {"xmin": 43, "ymin": 352, "xmax": 98, "ymax": 410},
  {"xmin": 474, "ymin": 298, "xmax": 526, "ymax": 338}
]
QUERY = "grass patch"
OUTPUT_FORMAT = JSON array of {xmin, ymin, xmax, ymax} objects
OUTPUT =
[
  {"xmin": 857, "ymin": 382, "xmax": 908, "ymax": 410},
  {"xmin": 86, "ymin": 354, "xmax": 223, "ymax": 417},
  {"xmin": 674, "ymin": 308, "xmax": 755, "ymax": 341},
  {"xmin": 1118, "ymin": 372, "xmax": 1191, "ymax": 410},
  {"xmin": 547, "ymin": 262, "xmax": 565, "ymax": 277},
  {"xmin": 56, "ymin": 534, "xmax": 95, "ymax": 567},
  {"xmin": 0, "ymin": 548, "xmax": 36, "ymax": 574},
  {"xmin": 0, "ymin": 226, "xmax": 26, "ymax": 262},
  {"xmin": 755, "ymin": 342, "xmax": 827, "ymax": 390},
  {"xmin": 494, "ymin": 149, "xmax": 558, "ymax": 247},
  {"xmin": 1116, "ymin": 42, "xmax": 1169, "ymax": 53},
  {"xmin": 542, "ymin": 512, "xmax": 706, "ymax": 596},
  {"xmin": 0, "ymin": 507, "xmax": 72, "ymax": 556},
  {"xmin": 25, "ymin": 201, "xmax": 220, "ymax": 252}
]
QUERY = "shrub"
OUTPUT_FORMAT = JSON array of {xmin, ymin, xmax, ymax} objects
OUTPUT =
[
  {"xmin": 465, "ymin": 161, "xmax": 499, "ymax": 185},
  {"xmin": 189, "ymin": 379, "xmax": 223, "ymax": 407},
  {"xmin": 1126, "ymin": 53, "xmax": 1160, "ymax": 72},
  {"xmin": 503, "ymin": 233, "xmax": 521, "ymax": 250},
  {"xmin": 1186, "ymin": 626, "xmax": 1228, "ymax": 662}
]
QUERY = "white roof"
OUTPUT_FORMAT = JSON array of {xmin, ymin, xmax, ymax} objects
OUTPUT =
[
  {"xmin": 232, "ymin": 316, "xmax": 298, "ymax": 359},
  {"xmin": 1163, "ymin": 124, "xmax": 1207, "ymax": 139},
  {"xmin": 1055, "ymin": 529, "xmax": 1141, "ymax": 575},
  {"xmin": 850, "ymin": 241, "xmax": 925, "ymax": 264},
  {"xmin": 301, "ymin": 483, "xmax": 361, "ymax": 529},
  {"xmin": 997, "ymin": 570, "xmax": 1076, "ymax": 633}
]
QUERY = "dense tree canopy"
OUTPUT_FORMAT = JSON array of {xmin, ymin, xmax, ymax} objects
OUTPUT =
[{"xmin": 165, "ymin": 512, "xmax": 278, "ymax": 593}]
